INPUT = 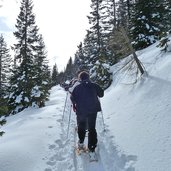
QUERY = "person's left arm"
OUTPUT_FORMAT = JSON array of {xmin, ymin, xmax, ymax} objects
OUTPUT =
[{"xmin": 94, "ymin": 83, "xmax": 104, "ymax": 97}]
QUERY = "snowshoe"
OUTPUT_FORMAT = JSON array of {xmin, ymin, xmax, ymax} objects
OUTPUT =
[
  {"xmin": 75, "ymin": 142, "xmax": 87, "ymax": 155},
  {"xmin": 88, "ymin": 151, "xmax": 98, "ymax": 162}
]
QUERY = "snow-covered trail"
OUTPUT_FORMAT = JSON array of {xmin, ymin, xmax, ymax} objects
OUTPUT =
[
  {"xmin": 60, "ymin": 97, "xmax": 105, "ymax": 171},
  {"xmin": 0, "ymin": 86, "xmax": 76, "ymax": 171},
  {"xmin": 68, "ymin": 112, "xmax": 106, "ymax": 171},
  {"xmin": 61, "ymin": 87, "xmax": 136, "ymax": 171},
  {"xmin": 50, "ymin": 86, "xmax": 108, "ymax": 171},
  {"xmin": 0, "ymin": 85, "xmax": 136, "ymax": 171}
]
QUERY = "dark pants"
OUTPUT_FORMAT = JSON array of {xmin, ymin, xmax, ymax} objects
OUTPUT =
[{"xmin": 77, "ymin": 113, "xmax": 97, "ymax": 152}]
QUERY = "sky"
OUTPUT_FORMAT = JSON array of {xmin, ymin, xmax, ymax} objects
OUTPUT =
[
  {"xmin": 0, "ymin": 0, "xmax": 91, "ymax": 71},
  {"xmin": 0, "ymin": 37, "xmax": 171, "ymax": 171}
]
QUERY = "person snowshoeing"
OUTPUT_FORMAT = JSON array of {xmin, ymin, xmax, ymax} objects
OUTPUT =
[{"xmin": 70, "ymin": 71, "xmax": 104, "ymax": 153}]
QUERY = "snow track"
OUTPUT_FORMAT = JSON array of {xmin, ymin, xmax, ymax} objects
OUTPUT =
[
  {"xmin": 73, "ymin": 125, "xmax": 105, "ymax": 171},
  {"xmin": 0, "ymin": 86, "xmax": 136, "ymax": 171},
  {"xmin": 61, "ymin": 97, "xmax": 106, "ymax": 171},
  {"xmin": 59, "ymin": 90, "xmax": 136, "ymax": 171}
]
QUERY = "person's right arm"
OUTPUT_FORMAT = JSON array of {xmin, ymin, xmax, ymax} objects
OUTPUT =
[{"xmin": 70, "ymin": 90, "xmax": 77, "ymax": 112}]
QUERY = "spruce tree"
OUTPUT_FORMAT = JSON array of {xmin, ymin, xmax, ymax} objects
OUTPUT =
[
  {"xmin": 86, "ymin": 0, "xmax": 112, "ymax": 89},
  {"xmin": 0, "ymin": 34, "xmax": 12, "ymax": 116},
  {"xmin": 31, "ymin": 34, "xmax": 51, "ymax": 107},
  {"xmin": 57, "ymin": 71, "xmax": 65, "ymax": 85},
  {"xmin": 8, "ymin": 0, "xmax": 48, "ymax": 113},
  {"xmin": 74, "ymin": 42, "xmax": 87, "ymax": 71},
  {"xmin": 109, "ymin": 27, "xmax": 132, "ymax": 62},
  {"xmin": 52, "ymin": 63, "xmax": 58, "ymax": 86},
  {"xmin": 116, "ymin": 0, "xmax": 129, "ymax": 27},
  {"xmin": 129, "ymin": 0, "xmax": 166, "ymax": 50},
  {"xmin": 64, "ymin": 57, "xmax": 74, "ymax": 80},
  {"xmin": 87, "ymin": 0, "xmax": 102, "ymax": 63},
  {"xmin": 0, "ymin": 34, "xmax": 12, "ymax": 97},
  {"xmin": 157, "ymin": 0, "xmax": 171, "ymax": 51},
  {"xmin": 82, "ymin": 30, "xmax": 95, "ymax": 67},
  {"xmin": 168, "ymin": 0, "xmax": 171, "ymax": 31},
  {"xmin": 162, "ymin": 0, "xmax": 171, "ymax": 32},
  {"xmin": 99, "ymin": 0, "xmax": 118, "ymax": 65},
  {"xmin": 108, "ymin": 0, "xmax": 136, "ymax": 62},
  {"xmin": 0, "ymin": 35, "xmax": 10, "ymax": 135}
]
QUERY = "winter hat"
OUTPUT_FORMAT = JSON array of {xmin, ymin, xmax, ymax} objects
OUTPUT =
[{"xmin": 79, "ymin": 71, "xmax": 89, "ymax": 81}]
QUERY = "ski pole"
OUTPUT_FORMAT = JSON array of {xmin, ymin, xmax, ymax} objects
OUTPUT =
[
  {"xmin": 67, "ymin": 104, "xmax": 72, "ymax": 139},
  {"xmin": 62, "ymin": 91, "xmax": 68, "ymax": 121},
  {"xmin": 99, "ymin": 98, "xmax": 105, "ymax": 131},
  {"xmin": 101, "ymin": 109, "xmax": 106, "ymax": 132}
]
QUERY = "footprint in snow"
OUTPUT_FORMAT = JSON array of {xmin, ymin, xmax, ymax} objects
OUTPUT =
[
  {"xmin": 55, "ymin": 139, "xmax": 63, "ymax": 147},
  {"xmin": 46, "ymin": 160, "xmax": 56, "ymax": 166},
  {"xmin": 44, "ymin": 168, "xmax": 52, "ymax": 171},
  {"xmin": 55, "ymin": 139, "xmax": 68, "ymax": 148},
  {"xmin": 49, "ymin": 144, "xmax": 56, "ymax": 149},
  {"xmin": 57, "ymin": 118, "xmax": 62, "ymax": 122},
  {"xmin": 50, "ymin": 153, "xmax": 65, "ymax": 162}
]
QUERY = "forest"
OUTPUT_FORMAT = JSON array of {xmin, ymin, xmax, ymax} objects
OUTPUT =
[{"xmin": 0, "ymin": 0, "xmax": 171, "ymax": 131}]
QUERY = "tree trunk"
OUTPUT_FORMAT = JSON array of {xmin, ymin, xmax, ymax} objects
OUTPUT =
[
  {"xmin": 113, "ymin": 0, "xmax": 117, "ymax": 28},
  {"xmin": 120, "ymin": 27, "xmax": 144, "ymax": 75},
  {"xmin": 0, "ymin": 49, "xmax": 2, "ymax": 92}
]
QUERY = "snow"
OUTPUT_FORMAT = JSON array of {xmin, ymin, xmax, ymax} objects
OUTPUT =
[
  {"xmin": 15, "ymin": 93, "xmax": 23, "ymax": 103},
  {"xmin": 1, "ymin": 42, "xmax": 171, "ymax": 171},
  {"xmin": 31, "ymin": 86, "xmax": 41, "ymax": 97}
]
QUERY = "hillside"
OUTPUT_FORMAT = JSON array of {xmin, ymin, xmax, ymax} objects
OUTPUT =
[
  {"xmin": 102, "ymin": 41, "xmax": 171, "ymax": 171},
  {"xmin": 0, "ymin": 40, "xmax": 171, "ymax": 171}
]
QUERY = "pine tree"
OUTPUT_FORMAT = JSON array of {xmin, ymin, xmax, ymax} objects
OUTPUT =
[
  {"xmin": 109, "ymin": 27, "xmax": 132, "ymax": 62},
  {"xmin": 8, "ymin": 0, "xmax": 48, "ymax": 113},
  {"xmin": 73, "ymin": 42, "xmax": 88, "ymax": 71},
  {"xmin": 129, "ymin": 0, "xmax": 166, "ymax": 50},
  {"xmin": 87, "ymin": 0, "xmax": 102, "ymax": 64},
  {"xmin": 52, "ymin": 63, "xmax": 58, "ymax": 86},
  {"xmin": 99, "ymin": 0, "xmax": 118, "ymax": 65},
  {"xmin": 107, "ymin": 0, "xmax": 132, "ymax": 64},
  {"xmin": 157, "ymin": 0, "xmax": 171, "ymax": 51},
  {"xmin": 116, "ymin": 0, "xmax": 128, "ymax": 27},
  {"xmin": 64, "ymin": 57, "xmax": 75, "ymax": 80},
  {"xmin": 168, "ymin": 0, "xmax": 171, "ymax": 32},
  {"xmin": 100, "ymin": 0, "xmax": 116, "ymax": 36},
  {"xmin": 86, "ymin": 0, "xmax": 112, "ymax": 89},
  {"xmin": 0, "ymin": 35, "xmax": 9, "ymax": 133},
  {"xmin": 0, "ymin": 34, "xmax": 12, "ymax": 116},
  {"xmin": 0, "ymin": 34, "xmax": 12, "ymax": 97},
  {"xmin": 162, "ymin": 0, "xmax": 171, "ymax": 32},
  {"xmin": 31, "ymin": 34, "xmax": 51, "ymax": 107},
  {"xmin": 57, "ymin": 71, "xmax": 65, "ymax": 85},
  {"xmin": 82, "ymin": 30, "xmax": 95, "ymax": 68}
]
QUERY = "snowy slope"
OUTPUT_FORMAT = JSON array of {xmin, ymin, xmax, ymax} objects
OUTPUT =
[
  {"xmin": 0, "ymin": 41, "xmax": 171, "ymax": 171},
  {"xmin": 102, "ymin": 42, "xmax": 171, "ymax": 171}
]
